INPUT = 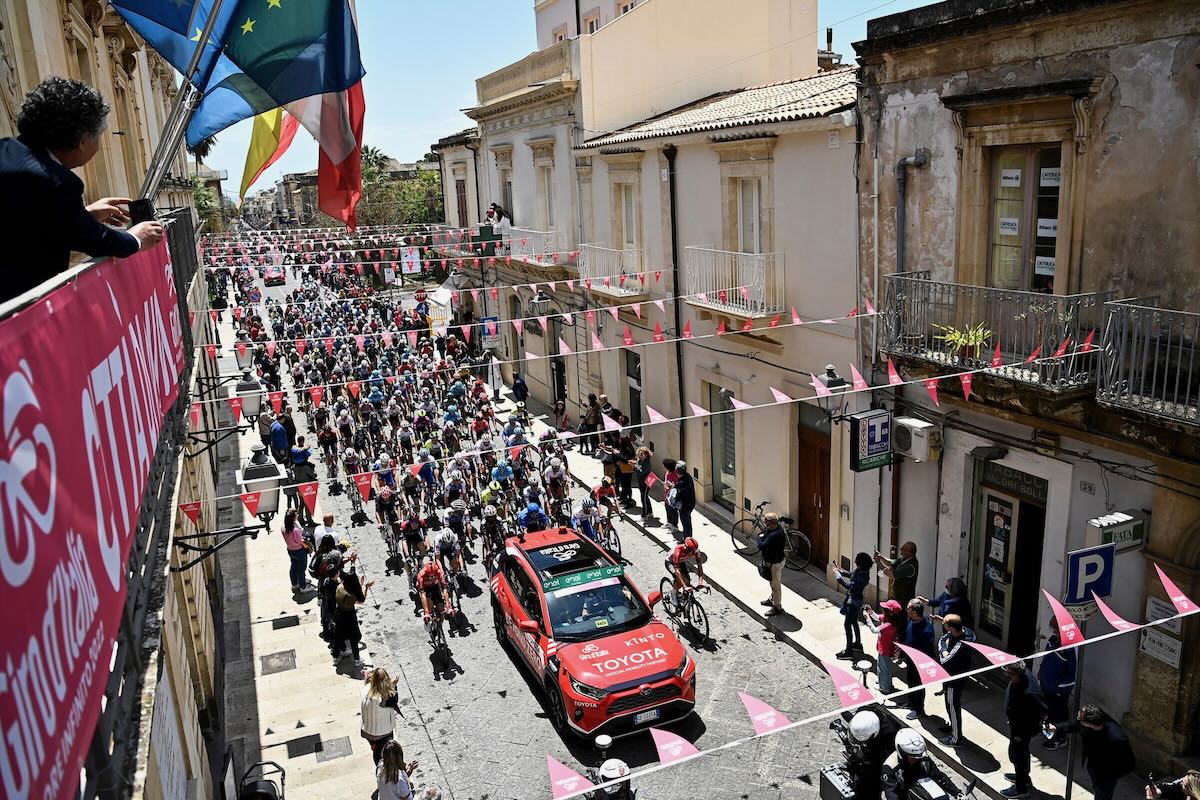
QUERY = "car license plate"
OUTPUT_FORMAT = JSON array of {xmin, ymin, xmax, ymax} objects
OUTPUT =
[{"xmin": 634, "ymin": 709, "xmax": 660, "ymax": 725}]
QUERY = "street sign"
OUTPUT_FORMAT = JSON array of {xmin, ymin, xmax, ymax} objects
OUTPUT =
[
  {"xmin": 1065, "ymin": 543, "xmax": 1115, "ymax": 610},
  {"xmin": 849, "ymin": 409, "xmax": 892, "ymax": 472},
  {"xmin": 481, "ymin": 316, "xmax": 501, "ymax": 350},
  {"xmin": 1086, "ymin": 509, "xmax": 1148, "ymax": 553}
]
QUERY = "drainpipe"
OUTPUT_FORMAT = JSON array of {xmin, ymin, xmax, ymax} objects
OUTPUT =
[
  {"xmin": 466, "ymin": 139, "xmax": 483, "ymax": 227},
  {"xmin": 894, "ymin": 149, "xmax": 929, "ymax": 275},
  {"xmin": 663, "ymin": 144, "xmax": 687, "ymax": 460}
]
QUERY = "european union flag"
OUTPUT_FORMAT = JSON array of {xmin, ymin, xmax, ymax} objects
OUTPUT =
[{"xmin": 111, "ymin": 0, "xmax": 364, "ymax": 147}]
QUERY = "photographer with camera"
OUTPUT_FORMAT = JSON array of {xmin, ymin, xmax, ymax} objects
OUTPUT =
[{"xmin": 832, "ymin": 707, "xmax": 901, "ymax": 799}]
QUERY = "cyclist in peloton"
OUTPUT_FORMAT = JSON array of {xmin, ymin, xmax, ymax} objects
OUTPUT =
[
  {"xmin": 399, "ymin": 507, "xmax": 426, "ymax": 562},
  {"xmin": 417, "ymin": 556, "xmax": 451, "ymax": 631},
  {"xmin": 543, "ymin": 457, "xmax": 568, "ymax": 502},
  {"xmin": 433, "ymin": 526, "xmax": 465, "ymax": 577},
  {"xmin": 522, "ymin": 473, "xmax": 545, "ymax": 508},
  {"xmin": 571, "ymin": 498, "xmax": 603, "ymax": 544},
  {"xmin": 517, "ymin": 501, "xmax": 550, "ymax": 533},
  {"xmin": 491, "ymin": 458, "xmax": 514, "ymax": 489},
  {"xmin": 666, "ymin": 537, "xmax": 706, "ymax": 607},
  {"xmin": 592, "ymin": 477, "xmax": 619, "ymax": 519}
]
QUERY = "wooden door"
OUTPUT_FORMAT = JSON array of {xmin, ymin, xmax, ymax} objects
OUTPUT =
[{"xmin": 796, "ymin": 424, "xmax": 831, "ymax": 567}]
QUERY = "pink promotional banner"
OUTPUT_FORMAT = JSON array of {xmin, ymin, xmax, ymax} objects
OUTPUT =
[
  {"xmin": 964, "ymin": 640, "xmax": 1020, "ymax": 667},
  {"xmin": 822, "ymin": 661, "xmax": 875, "ymax": 708},
  {"xmin": 0, "ymin": 244, "xmax": 183, "ymax": 798},
  {"xmin": 895, "ymin": 643, "xmax": 950, "ymax": 684},
  {"xmin": 1154, "ymin": 564, "xmax": 1198, "ymax": 615},
  {"xmin": 1043, "ymin": 590, "xmax": 1085, "ymax": 646},
  {"xmin": 738, "ymin": 691, "xmax": 792, "ymax": 735},
  {"xmin": 1093, "ymin": 595, "xmax": 1140, "ymax": 632},
  {"xmin": 770, "ymin": 386, "xmax": 792, "ymax": 404},
  {"xmin": 646, "ymin": 406, "xmax": 668, "ymax": 425},
  {"xmin": 650, "ymin": 727, "xmax": 699, "ymax": 765},
  {"xmin": 547, "ymin": 756, "xmax": 594, "ymax": 799}
]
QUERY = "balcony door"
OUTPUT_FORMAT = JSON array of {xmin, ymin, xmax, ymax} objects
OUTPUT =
[
  {"xmin": 986, "ymin": 144, "xmax": 1062, "ymax": 293},
  {"xmin": 708, "ymin": 384, "xmax": 736, "ymax": 511},
  {"xmin": 614, "ymin": 182, "xmax": 638, "ymax": 251},
  {"xmin": 737, "ymin": 177, "xmax": 761, "ymax": 254},
  {"xmin": 455, "ymin": 178, "xmax": 469, "ymax": 227}
]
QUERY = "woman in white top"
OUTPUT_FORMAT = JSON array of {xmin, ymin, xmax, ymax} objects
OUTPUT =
[
  {"xmin": 377, "ymin": 740, "xmax": 418, "ymax": 800},
  {"xmin": 361, "ymin": 668, "xmax": 401, "ymax": 765}
]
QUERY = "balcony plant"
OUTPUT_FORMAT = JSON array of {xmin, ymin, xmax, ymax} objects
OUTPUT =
[{"xmin": 933, "ymin": 321, "xmax": 992, "ymax": 363}]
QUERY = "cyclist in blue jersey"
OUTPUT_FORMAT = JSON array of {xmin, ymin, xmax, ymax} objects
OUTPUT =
[{"xmin": 517, "ymin": 502, "xmax": 550, "ymax": 532}]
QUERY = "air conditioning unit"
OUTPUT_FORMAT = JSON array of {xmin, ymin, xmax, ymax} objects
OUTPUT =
[{"xmin": 892, "ymin": 417, "xmax": 941, "ymax": 462}]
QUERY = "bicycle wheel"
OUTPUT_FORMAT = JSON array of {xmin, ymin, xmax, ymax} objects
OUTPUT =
[
  {"xmin": 605, "ymin": 527, "xmax": 622, "ymax": 561},
  {"xmin": 658, "ymin": 577, "xmax": 679, "ymax": 617},
  {"xmin": 731, "ymin": 519, "xmax": 760, "ymax": 555},
  {"xmin": 784, "ymin": 529, "xmax": 812, "ymax": 572},
  {"xmin": 686, "ymin": 598, "xmax": 710, "ymax": 641}
]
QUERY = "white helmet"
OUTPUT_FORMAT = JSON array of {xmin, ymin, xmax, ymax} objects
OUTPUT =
[
  {"xmin": 450, "ymin": 469, "xmax": 462, "ymax": 480},
  {"xmin": 895, "ymin": 729, "xmax": 927, "ymax": 758},
  {"xmin": 451, "ymin": 499, "xmax": 467, "ymax": 512},
  {"xmin": 483, "ymin": 504, "xmax": 497, "ymax": 517},
  {"xmin": 596, "ymin": 758, "xmax": 629, "ymax": 783},
  {"xmin": 550, "ymin": 457, "xmax": 562, "ymax": 468},
  {"xmin": 849, "ymin": 711, "xmax": 880, "ymax": 742}
]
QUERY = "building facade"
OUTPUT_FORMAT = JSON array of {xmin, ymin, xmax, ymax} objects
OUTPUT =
[{"xmin": 854, "ymin": 0, "xmax": 1200, "ymax": 771}]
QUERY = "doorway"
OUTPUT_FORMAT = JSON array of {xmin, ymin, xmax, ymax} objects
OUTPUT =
[
  {"xmin": 625, "ymin": 351, "xmax": 643, "ymax": 429},
  {"xmin": 971, "ymin": 462, "xmax": 1047, "ymax": 655},
  {"xmin": 548, "ymin": 317, "xmax": 568, "ymax": 403},
  {"xmin": 708, "ymin": 384, "xmax": 736, "ymax": 510},
  {"xmin": 796, "ymin": 409, "xmax": 831, "ymax": 568}
]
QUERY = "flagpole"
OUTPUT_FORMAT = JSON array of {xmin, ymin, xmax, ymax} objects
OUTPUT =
[{"xmin": 138, "ymin": 0, "xmax": 227, "ymax": 203}]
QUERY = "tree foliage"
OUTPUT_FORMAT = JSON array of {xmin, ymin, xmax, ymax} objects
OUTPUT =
[
  {"xmin": 313, "ymin": 144, "xmax": 445, "ymax": 228},
  {"xmin": 192, "ymin": 177, "xmax": 223, "ymax": 232}
]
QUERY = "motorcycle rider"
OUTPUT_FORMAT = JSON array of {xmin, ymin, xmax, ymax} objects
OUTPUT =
[
  {"xmin": 884, "ymin": 729, "xmax": 960, "ymax": 800},
  {"xmin": 839, "ymin": 707, "xmax": 900, "ymax": 800}
]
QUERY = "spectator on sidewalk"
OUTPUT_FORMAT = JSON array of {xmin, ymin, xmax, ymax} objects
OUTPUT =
[
  {"xmin": 836, "ymin": 552, "xmax": 873, "ymax": 659},
  {"xmin": 258, "ymin": 407, "xmax": 275, "ymax": 449},
  {"xmin": 278, "ymin": 404, "xmax": 298, "ymax": 448},
  {"xmin": 903, "ymin": 598, "xmax": 936, "ymax": 720},
  {"xmin": 1038, "ymin": 618, "xmax": 1077, "ymax": 751},
  {"xmin": 634, "ymin": 447, "xmax": 654, "ymax": 522},
  {"xmin": 333, "ymin": 565, "xmax": 373, "ymax": 668},
  {"xmin": 1001, "ymin": 660, "xmax": 1047, "ymax": 798},
  {"xmin": 511, "ymin": 373, "xmax": 528, "ymax": 404},
  {"xmin": 758, "ymin": 511, "xmax": 787, "ymax": 617},
  {"xmin": 309, "ymin": 535, "xmax": 340, "ymax": 639},
  {"xmin": 361, "ymin": 668, "xmax": 403, "ymax": 765},
  {"xmin": 281, "ymin": 509, "xmax": 309, "ymax": 593},
  {"xmin": 319, "ymin": 512, "xmax": 340, "ymax": 546},
  {"xmin": 269, "ymin": 413, "xmax": 290, "ymax": 464},
  {"xmin": 578, "ymin": 393, "xmax": 601, "ymax": 455},
  {"xmin": 875, "ymin": 541, "xmax": 920, "ymax": 608},
  {"xmin": 671, "ymin": 461, "xmax": 697, "ymax": 538},
  {"xmin": 615, "ymin": 418, "xmax": 637, "ymax": 508},
  {"xmin": 936, "ymin": 613, "xmax": 975, "ymax": 746},
  {"xmin": 919, "ymin": 576, "xmax": 974, "ymax": 628},
  {"xmin": 377, "ymin": 740, "xmax": 418, "ymax": 800},
  {"xmin": 1048, "ymin": 705, "xmax": 1135, "ymax": 800},
  {"xmin": 864, "ymin": 599, "xmax": 903, "ymax": 694},
  {"xmin": 661, "ymin": 458, "xmax": 679, "ymax": 529},
  {"xmin": 1147, "ymin": 772, "xmax": 1200, "ymax": 800}
]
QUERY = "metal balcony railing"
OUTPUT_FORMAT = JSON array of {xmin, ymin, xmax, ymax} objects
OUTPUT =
[
  {"xmin": 504, "ymin": 227, "xmax": 563, "ymax": 265},
  {"xmin": 1098, "ymin": 299, "xmax": 1200, "ymax": 425},
  {"xmin": 578, "ymin": 244, "xmax": 645, "ymax": 296},
  {"xmin": 882, "ymin": 271, "xmax": 1113, "ymax": 392},
  {"xmin": 683, "ymin": 247, "xmax": 784, "ymax": 318}
]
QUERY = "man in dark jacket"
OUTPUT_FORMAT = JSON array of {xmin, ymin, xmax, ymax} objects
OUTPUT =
[
  {"xmin": 757, "ymin": 511, "xmax": 787, "ymax": 617},
  {"xmin": 511, "ymin": 373, "xmax": 528, "ymax": 403},
  {"xmin": 1049, "ymin": 705, "xmax": 1135, "ymax": 800},
  {"xmin": 0, "ymin": 77, "xmax": 163, "ymax": 302},
  {"xmin": 1001, "ymin": 660, "xmax": 1047, "ymax": 798},
  {"xmin": 1037, "ymin": 619, "xmax": 1077, "ymax": 750},
  {"xmin": 671, "ymin": 460, "xmax": 697, "ymax": 538},
  {"xmin": 936, "ymin": 614, "xmax": 976, "ymax": 746},
  {"xmin": 903, "ymin": 598, "xmax": 936, "ymax": 719}
]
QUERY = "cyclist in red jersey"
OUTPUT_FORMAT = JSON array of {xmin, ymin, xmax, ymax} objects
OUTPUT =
[
  {"xmin": 591, "ymin": 477, "xmax": 619, "ymax": 518},
  {"xmin": 665, "ymin": 537, "xmax": 706, "ymax": 606},
  {"xmin": 416, "ymin": 557, "xmax": 450, "ymax": 625}
]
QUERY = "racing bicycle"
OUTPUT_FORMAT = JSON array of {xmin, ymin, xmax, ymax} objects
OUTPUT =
[
  {"xmin": 730, "ymin": 500, "xmax": 811, "ymax": 571},
  {"xmin": 595, "ymin": 515, "xmax": 622, "ymax": 561},
  {"xmin": 658, "ymin": 581, "xmax": 710, "ymax": 642}
]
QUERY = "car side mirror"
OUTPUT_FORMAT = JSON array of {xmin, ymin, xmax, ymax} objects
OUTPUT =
[
  {"xmin": 646, "ymin": 591, "xmax": 662, "ymax": 608},
  {"xmin": 518, "ymin": 619, "xmax": 540, "ymax": 634}
]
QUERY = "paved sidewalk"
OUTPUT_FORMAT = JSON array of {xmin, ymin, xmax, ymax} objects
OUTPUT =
[{"xmin": 521, "ymin": 399, "xmax": 1141, "ymax": 800}]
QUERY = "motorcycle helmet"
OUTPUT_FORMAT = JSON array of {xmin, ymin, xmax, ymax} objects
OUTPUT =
[
  {"xmin": 895, "ymin": 728, "xmax": 927, "ymax": 758},
  {"xmin": 596, "ymin": 758, "xmax": 630, "ymax": 791},
  {"xmin": 849, "ymin": 711, "xmax": 881, "ymax": 742}
]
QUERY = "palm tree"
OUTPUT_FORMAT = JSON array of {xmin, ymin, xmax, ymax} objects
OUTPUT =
[
  {"xmin": 361, "ymin": 145, "xmax": 389, "ymax": 174},
  {"xmin": 188, "ymin": 135, "xmax": 218, "ymax": 165}
]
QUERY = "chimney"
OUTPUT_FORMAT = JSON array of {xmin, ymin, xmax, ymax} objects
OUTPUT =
[{"xmin": 826, "ymin": 27, "xmax": 833, "ymax": 53}]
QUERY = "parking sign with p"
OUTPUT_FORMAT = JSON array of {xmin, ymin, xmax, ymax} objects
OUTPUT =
[{"xmin": 1066, "ymin": 543, "xmax": 1116, "ymax": 606}]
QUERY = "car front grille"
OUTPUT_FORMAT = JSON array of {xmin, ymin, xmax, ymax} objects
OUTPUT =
[{"xmin": 607, "ymin": 684, "xmax": 681, "ymax": 714}]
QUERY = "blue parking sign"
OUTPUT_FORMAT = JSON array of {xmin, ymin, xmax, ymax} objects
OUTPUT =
[{"xmin": 1065, "ymin": 543, "xmax": 1115, "ymax": 605}]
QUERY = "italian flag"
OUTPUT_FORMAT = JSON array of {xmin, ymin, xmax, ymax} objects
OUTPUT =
[{"xmin": 285, "ymin": 80, "xmax": 365, "ymax": 230}]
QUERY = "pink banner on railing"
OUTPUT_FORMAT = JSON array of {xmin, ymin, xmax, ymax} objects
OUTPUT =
[
  {"xmin": 650, "ymin": 727, "xmax": 699, "ymax": 764},
  {"xmin": 0, "ymin": 243, "xmax": 183, "ymax": 799},
  {"xmin": 1093, "ymin": 595, "xmax": 1140, "ymax": 632},
  {"xmin": 738, "ymin": 691, "xmax": 792, "ymax": 734},
  {"xmin": 964, "ymin": 640, "xmax": 1020, "ymax": 667},
  {"xmin": 547, "ymin": 756, "xmax": 594, "ymax": 799},
  {"xmin": 822, "ymin": 661, "xmax": 875, "ymax": 708},
  {"xmin": 1154, "ymin": 564, "xmax": 1198, "ymax": 615},
  {"xmin": 895, "ymin": 643, "xmax": 950, "ymax": 684},
  {"xmin": 1042, "ymin": 590, "xmax": 1085, "ymax": 646}
]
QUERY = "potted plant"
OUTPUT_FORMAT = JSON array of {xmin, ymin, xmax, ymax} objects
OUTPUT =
[{"xmin": 933, "ymin": 321, "xmax": 992, "ymax": 363}]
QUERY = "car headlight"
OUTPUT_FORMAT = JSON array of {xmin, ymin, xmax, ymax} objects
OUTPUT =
[
  {"xmin": 675, "ymin": 654, "xmax": 692, "ymax": 678},
  {"xmin": 568, "ymin": 673, "xmax": 609, "ymax": 701}
]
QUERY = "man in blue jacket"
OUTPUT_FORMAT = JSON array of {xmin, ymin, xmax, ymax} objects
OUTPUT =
[
  {"xmin": 0, "ymin": 77, "xmax": 163, "ymax": 302},
  {"xmin": 270, "ymin": 416, "xmax": 290, "ymax": 464},
  {"xmin": 1037, "ymin": 618, "xmax": 1077, "ymax": 750},
  {"xmin": 903, "ymin": 598, "xmax": 936, "ymax": 720}
]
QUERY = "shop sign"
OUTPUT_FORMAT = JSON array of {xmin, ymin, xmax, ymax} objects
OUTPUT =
[
  {"xmin": 1140, "ymin": 627, "xmax": 1182, "ymax": 669},
  {"xmin": 981, "ymin": 461, "xmax": 1048, "ymax": 505},
  {"xmin": 1086, "ymin": 509, "xmax": 1148, "ymax": 553},
  {"xmin": 849, "ymin": 409, "xmax": 892, "ymax": 472}
]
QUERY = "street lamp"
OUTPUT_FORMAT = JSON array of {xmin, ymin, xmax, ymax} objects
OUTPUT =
[
  {"xmin": 817, "ymin": 364, "xmax": 849, "ymax": 421},
  {"xmin": 527, "ymin": 288, "xmax": 551, "ymax": 317},
  {"xmin": 172, "ymin": 442, "xmax": 285, "ymax": 571},
  {"xmin": 234, "ymin": 331, "xmax": 255, "ymax": 372},
  {"xmin": 235, "ymin": 370, "xmax": 263, "ymax": 424}
]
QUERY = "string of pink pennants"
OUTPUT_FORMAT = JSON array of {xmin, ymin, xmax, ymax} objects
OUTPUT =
[{"xmin": 549, "ymin": 571, "xmax": 1197, "ymax": 799}]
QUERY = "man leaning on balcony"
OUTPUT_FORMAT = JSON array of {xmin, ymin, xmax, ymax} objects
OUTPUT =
[{"xmin": 0, "ymin": 77, "xmax": 164, "ymax": 303}]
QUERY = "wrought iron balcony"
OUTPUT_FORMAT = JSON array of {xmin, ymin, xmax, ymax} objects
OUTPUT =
[
  {"xmin": 1098, "ymin": 299, "xmax": 1200, "ymax": 425},
  {"xmin": 683, "ymin": 247, "xmax": 784, "ymax": 318},
  {"xmin": 882, "ymin": 271, "xmax": 1113, "ymax": 392},
  {"xmin": 504, "ymin": 227, "xmax": 564, "ymax": 266},
  {"xmin": 578, "ymin": 244, "xmax": 646, "ymax": 299}
]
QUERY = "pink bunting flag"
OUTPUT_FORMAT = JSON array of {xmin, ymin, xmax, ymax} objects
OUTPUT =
[
  {"xmin": 730, "ymin": 397, "xmax": 752, "ymax": 410},
  {"xmin": 769, "ymin": 386, "xmax": 792, "ymax": 404},
  {"xmin": 1042, "ymin": 590, "xmax": 1085, "ymax": 646},
  {"xmin": 408, "ymin": 462, "xmax": 424, "ymax": 478},
  {"xmin": 650, "ymin": 727, "xmax": 699, "ymax": 765},
  {"xmin": 738, "ymin": 692, "xmax": 791, "ymax": 735},
  {"xmin": 352, "ymin": 472, "xmax": 374, "ymax": 503},
  {"xmin": 204, "ymin": 344, "xmax": 218, "ymax": 360},
  {"xmin": 791, "ymin": 306, "xmax": 802, "ymax": 326},
  {"xmin": 923, "ymin": 377, "xmax": 940, "ymax": 406},
  {"xmin": 409, "ymin": 329, "xmax": 421, "ymax": 347},
  {"xmin": 653, "ymin": 322, "xmax": 665, "ymax": 343},
  {"xmin": 525, "ymin": 351, "xmax": 539, "ymax": 362},
  {"xmin": 512, "ymin": 318, "xmax": 524, "ymax": 335},
  {"xmin": 591, "ymin": 331, "xmax": 604, "ymax": 351},
  {"xmin": 741, "ymin": 318, "xmax": 754, "ymax": 332},
  {"xmin": 622, "ymin": 325, "xmax": 634, "ymax": 346},
  {"xmin": 1080, "ymin": 329, "xmax": 1096, "ymax": 352},
  {"xmin": 586, "ymin": 310, "xmax": 596, "ymax": 328},
  {"xmin": 309, "ymin": 386, "xmax": 324, "ymax": 409},
  {"xmin": 654, "ymin": 299, "xmax": 666, "ymax": 313},
  {"xmin": 847, "ymin": 306, "xmax": 859, "ymax": 318},
  {"xmin": 608, "ymin": 306, "xmax": 619, "ymax": 321},
  {"xmin": 1053, "ymin": 336, "xmax": 1071, "ymax": 358},
  {"xmin": 471, "ymin": 289, "xmax": 480, "ymax": 304},
  {"xmin": 236, "ymin": 341, "xmax": 247, "ymax": 361},
  {"xmin": 324, "ymin": 336, "xmax": 334, "ymax": 355},
  {"xmin": 561, "ymin": 313, "xmax": 574, "ymax": 325},
  {"xmin": 547, "ymin": 756, "xmax": 594, "ymax": 800},
  {"xmin": 296, "ymin": 339, "xmax": 307, "ymax": 357},
  {"xmin": 190, "ymin": 402, "xmax": 201, "ymax": 428},
  {"xmin": 740, "ymin": 286, "xmax": 750, "ymax": 301},
  {"xmin": 850, "ymin": 364, "xmax": 869, "ymax": 392},
  {"xmin": 646, "ymin": 406, "xmax": 668, "ymax": 425},
  {"xmin": 810, "ymin": 373, "xmax": 832, "ymax": 398},
  {"xmin": 960, "ymin": 372, "xmax": 973, "ymax": 400},
  {"xmin": 1154, "ymin": 564, "xmax": 1198, "ymax": 615},
  {"xmin": 964, "ymin": 640, "xmax": 1020, "ymax": 668},
  {"xmin": 769, "ymin": 314, "xmax": 781, "ymax": 328},
  {"xmin": 654, "ymin": 269, "xmax": 662, "ymax": 283},
  {"xmin": 538, "ymin": 316, "xmax": 548, "ymax": 332},
  {"xmin": 688, "ymin": 402, "xmax": 709, "ymax": 417},
  {"xmin": 266, "ymin": 341, "xmax": 277, "ymax": 359},
  {"xmin": 179, "ymin": 501, "xmax": 202, "ymax": 526},
  {"xmin": 865, "ymin": 297, "xmax": 876, "ymax": 315},
  {"xmin": 510, "ymin": 445, "xmax": 524, "ymax": 462},
  {"xmin": 566, "ymin": 279, "xmax": 576, "ymax": 290},
  {"xmin": 991, "ymin": 340, "xmax": 1002, "ymax": 368},
  {"xmin": 239, "ymin": 491, "xmax": 262, "ymax": 516},
  {"xmin": 355, "ymin": 334, "xmax": 366, "ymax": 352},
  {"xmin": 268, "ymin": 391, "xmax": 283, "ymax": 415},
  {"xmin": 490, "ymin": 287, "xmax": 499, "ymax": 300},
  {"xmin": 716, "ymin": 320, "xmax": 726, "ymax": 336},
  {"xmin": 895, "ymin": 643, "xmax": 950, "ymax": 684},
  {"xmin": 548, "ymin": 281, "xmax": 557, "ymax": 292},
  {"xmin": 1094, "ymin": 595, "xmax": 1140, "ymax": 632},
  {"xmin": 822, "ymin": 661, "xmax": 875, "ymax": 709},
  {"xmin": 559, "ymin": 337, "xmax": 573, "ymax": 356},
  {"xmin": 682, "ymin": 321, "xmax": 692, "ymax": 339},
  {"xmin": 347, "ymin": 380, "xmax": 361, "ymax": 399},
  {"xmin": 644, "ymin": 471, "xmax": 659, "ymax": 489},
  {"xmin": 887, "ymin": 359, "xmax": 903, "ymax": 386},
  {"xmin": 299, "ymin": 482, "xmax": 320, "ymax": 515},
  {"xmin": 1025, "ymin": 343, "xmax": 1043, "ymax": 363},
  {"xmin": 602, "ymin": 414, "xmax": 621, "ymax": 432},
  {"xmin": 631, "ymin": 303, "xmax": 642, "ymax": 319},
  {"xmin": 227, "ymin": 396, "xmax": 243, "ymax": 421}
]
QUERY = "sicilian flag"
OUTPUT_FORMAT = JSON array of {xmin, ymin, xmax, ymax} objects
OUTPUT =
[{"xmin": 239, "ymin": 107, "xmax": 299, "ymax": 200}]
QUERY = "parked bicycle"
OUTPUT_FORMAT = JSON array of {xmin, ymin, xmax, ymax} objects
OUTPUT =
[
  {"xmin": 730, "ymin": 500, "xmax": 811, "ymax": 571},
  {"xmin": 658, "ymin": 581, "xmax": 710, "ymax": 641}
]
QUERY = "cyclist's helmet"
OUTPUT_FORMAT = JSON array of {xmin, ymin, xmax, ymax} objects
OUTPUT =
[
  {"xmin": 489, "ymin": 480, "xmax": 501, "ymax": 493},
  {"xmin": 684, "ymin": 537, "xmax": 699, "ymax": 554},
  {"xmin": 483, "ymin": 504, "xmax": 497, "ymax": 518},
  {"xmin": 526, "ymin": 502, "xmax": 542, "ymax": 514},
  {"xmin": 449, "ymin": 469, "xmax": 462, "ymax": 480},
  {"xmin": 496, "ymin": 458, "xmax": 509, "ymax": 468},
  {"xmin": 550, "ymin": 457, "xmax": 562, "ymax": 469},
  {"xmin": 419, "ymin": 448, "xmax": 430, "ymax": 458},
  {"xmin": 450, "ymin": 499, "xmax": 466, "ymax": 512},
  {"xmin": 527, "ymin": 473, "xmax": 540, "ymax": 485},
  {"xmin": 581, "ymin": 498, "xmax": 596, "ymax": 511},
  {"xmin": 378, "ymin": 486, "xmax": 394, "ymax": 502}
]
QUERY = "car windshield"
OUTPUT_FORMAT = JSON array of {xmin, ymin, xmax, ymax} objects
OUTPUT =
[{"xmin": 544, "ymin": 577, "xmax": 651, "ymax": 642}]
